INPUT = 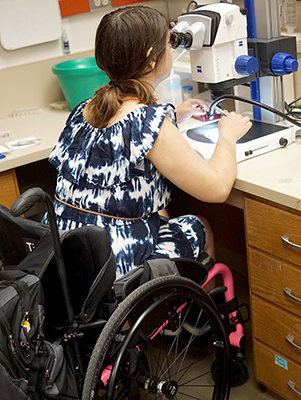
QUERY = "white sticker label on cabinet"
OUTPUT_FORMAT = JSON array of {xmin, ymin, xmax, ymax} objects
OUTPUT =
[{"xmin": 275, "ymin": 354, "xmax": 288, "ymax": 370}]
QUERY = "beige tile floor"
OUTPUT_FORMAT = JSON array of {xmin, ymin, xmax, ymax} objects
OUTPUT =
[{"xmin": 152, "ymin": 267, "xmax": 283, "ymax": 400}]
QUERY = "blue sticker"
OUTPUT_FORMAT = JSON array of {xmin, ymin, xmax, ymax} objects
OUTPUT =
[
  {"xmin": 167, "ymin": 82, "xmax": 181, "ymax": 90},
  {"xmin": 275, "ymin": 354, "xmax": 288, "ymax": 370}
]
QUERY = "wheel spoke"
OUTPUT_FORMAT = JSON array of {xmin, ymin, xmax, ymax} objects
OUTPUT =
[{"xmin": 82, "ymin": 276, "xmax": 231, "ymax": 400}]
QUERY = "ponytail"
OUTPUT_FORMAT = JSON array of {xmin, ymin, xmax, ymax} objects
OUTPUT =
[
  {"xmin": 87, "ymin": 79, "xmax": 157, "ymax": 129},
  {"xmin": 87, "ymin": 6, "xmax": 168, "ymax": 129}
]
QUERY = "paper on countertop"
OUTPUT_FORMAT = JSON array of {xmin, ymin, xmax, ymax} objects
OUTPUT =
[
  {"xmin": 6, "ymin": 135, "xmax": 41, "ymax": 150},
  {"xmin": 0, "ymin": 145, "xmax": 10, "ymax": 153}
]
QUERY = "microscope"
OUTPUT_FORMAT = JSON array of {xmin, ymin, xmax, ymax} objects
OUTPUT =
[{"xmin": 171, "ymin": 1, "xmax": 300, "ymax": 162}]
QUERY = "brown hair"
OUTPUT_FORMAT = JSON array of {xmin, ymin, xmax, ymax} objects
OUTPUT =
[{"xmin": 87, "ymin": 6, "xmax": 169, "ymax": 128}]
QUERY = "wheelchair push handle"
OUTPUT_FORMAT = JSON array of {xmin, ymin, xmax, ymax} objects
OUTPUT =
[
  {"xmin": 10, "ymin": 187, "xmax": 51, "ymax": 217},
  {"xmin": 10, "ymin": 187, "xmax": 75, "ymax": 327}
]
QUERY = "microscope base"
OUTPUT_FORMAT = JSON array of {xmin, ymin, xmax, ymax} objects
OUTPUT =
[{"xmin": 184, "ymin": 119, "xmax": 298, "ymax": 163}]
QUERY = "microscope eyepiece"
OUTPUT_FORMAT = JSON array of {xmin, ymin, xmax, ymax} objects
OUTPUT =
[{"xmin": 169, "ymin": 31, "xmax": 193, "ymax": 49}]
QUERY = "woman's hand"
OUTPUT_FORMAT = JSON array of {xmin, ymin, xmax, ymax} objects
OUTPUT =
[
  {"xmin": 146, "ymin": 111, "xmax": 252, "ymax": 204},
  {"xmin": 217, "ymin": 112, "xmax": 252, "ymax": 145},
  {"xmin": 176, "ymin": 99, "xmax": 209, "ymax": 124}
]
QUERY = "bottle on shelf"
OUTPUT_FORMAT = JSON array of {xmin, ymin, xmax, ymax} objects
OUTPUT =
[
  {"xmin": 156, "ymin": 69, "xmax": 183, "ymax": 106},
  {"xmin": 284, "ymin": 0, "xmax": 297, "ymax": 34},
  {"xmin": 182, "ymin": 85, "xmax": 193, "ymax": 101}
]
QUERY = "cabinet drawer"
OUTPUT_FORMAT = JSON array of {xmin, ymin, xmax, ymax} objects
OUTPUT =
[
  {"xmin": 0, "ymin": 169, "xmax": 20, "ymax": 208},
  {"xmin": 249, "ymin": 249, "xmax": 301, "ymax": 317},
  {"xmin": 245, "ymin": 197, "xmax": 301, "ymax": 265},
  {"xmin": 252, "ymin": 295, "xmax": 301, "ymax": 364},
  {"xmin": 254, "ymin": 340, "xmax": 301, "ymax": 400}
]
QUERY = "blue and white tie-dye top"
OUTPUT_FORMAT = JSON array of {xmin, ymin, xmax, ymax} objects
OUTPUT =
[{"xmin": 47, "ymin": 100, "xmax": 178, "ymax": 275}]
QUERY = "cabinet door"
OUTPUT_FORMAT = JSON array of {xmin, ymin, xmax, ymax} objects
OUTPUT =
[
  {"xmin": 249, "ymin": 248, "xmax": 301, "ymax": 317},
  {"xmin": 252, "ymin": 295, "xmax": 301, "ymax": 363},
  {"xmin": 245, "ymin": 197, "xmax": 301, "ymax": 266},
  {"xmin": 254, "ymin": 340, "xmax": 301, "ymax": 400},
  {"xmin": 0, "ymin": 169, "xmax": 20, "ymax": 208}
]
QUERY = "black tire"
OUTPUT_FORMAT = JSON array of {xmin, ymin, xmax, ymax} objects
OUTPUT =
[{"xmin": 82, "ymin": 276, "xmax": 231, "ymax": 400}]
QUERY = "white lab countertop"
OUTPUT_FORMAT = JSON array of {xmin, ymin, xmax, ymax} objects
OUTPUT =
[
  {"xmin": 0, "ymin": 108, "xmax": 69, "ymax": 172},
  {"xmin": 235, "ymin": 139, "xmax": 301, "ymax": 210},
  {"xmin": 1, "ymin": 108, "xmax": 301, "ymax": 212},
  {"xmin": 180, "ymin": 117, "xmax": 301, "ymax": 211}
]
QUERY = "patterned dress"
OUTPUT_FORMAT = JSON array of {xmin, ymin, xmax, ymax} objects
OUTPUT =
[{"xmin": 45, "ymin": 100, "xmax": 206, "ymax": 278}]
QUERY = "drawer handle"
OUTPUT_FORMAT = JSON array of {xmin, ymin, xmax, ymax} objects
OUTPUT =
[
  {"xmin": 281, "ymin": 235, "xmax": 301, "ymax": 250},
  {"xmin": 286, "ymin": 335, "xmax": 301, "ymax": 351},
  {"xmin": 283, "ymin": 288, "xmax": 301, "ymax": 304},
  {"xmin": 288, "ymin": 380, "xmax": 301, "ymax": 397}
]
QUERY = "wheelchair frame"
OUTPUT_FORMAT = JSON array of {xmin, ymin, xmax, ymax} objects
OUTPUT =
[{"xmin": 1, "ymin": 187, "xmax": 249, "ymax": 400}]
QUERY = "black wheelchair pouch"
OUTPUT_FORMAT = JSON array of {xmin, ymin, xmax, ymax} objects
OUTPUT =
[{"xmin": 0, "ymin": 269, "xmax": 80, "ymax": 400}]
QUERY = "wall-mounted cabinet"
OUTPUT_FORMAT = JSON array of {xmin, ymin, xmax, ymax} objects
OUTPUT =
[{"xmin": 59, "ymin": 0, "xmax": 90, "ymax": 17}]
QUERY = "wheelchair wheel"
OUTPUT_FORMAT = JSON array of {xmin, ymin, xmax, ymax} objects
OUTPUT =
[{"xmin": 82, "ymin": 276, "xmax": 231, "ymax": 400}]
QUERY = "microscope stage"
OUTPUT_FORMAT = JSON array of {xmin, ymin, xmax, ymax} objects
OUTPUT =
[{"xmin": 185, "ymin": 119, "xmax": 297, "ymax": 163}]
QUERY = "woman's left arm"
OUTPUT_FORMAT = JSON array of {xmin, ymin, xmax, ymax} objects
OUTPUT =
[{"xmin": 176, "ymin": 99, "xmax": 209, "ymax": 124}]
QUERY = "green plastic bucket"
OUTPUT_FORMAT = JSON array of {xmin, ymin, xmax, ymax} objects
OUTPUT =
[{"xmin": 52, "ymin": 57, "xmax": 109, "ymax": 110}]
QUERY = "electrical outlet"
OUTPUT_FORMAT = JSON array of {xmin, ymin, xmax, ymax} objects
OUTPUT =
[
  {"xmin": 89, "ymin": 0, "xmax": 111, "ymax": 9},
  {"xmin": 0, "ymin": 130, "xmax": 10, "ymax": 138}
]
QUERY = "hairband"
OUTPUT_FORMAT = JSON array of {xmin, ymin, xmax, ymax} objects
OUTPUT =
[{"xmin": 109, "ymin": 80, "xmax": 122, "ymax": 89}]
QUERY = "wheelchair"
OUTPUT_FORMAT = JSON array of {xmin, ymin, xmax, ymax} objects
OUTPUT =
[{"xmin": 0, "ymin": 187, "xmax": 249, "ymax": 400}]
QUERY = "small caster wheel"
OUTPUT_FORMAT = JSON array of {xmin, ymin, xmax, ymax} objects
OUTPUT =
[
  {"xmin": 211, "ymin": 358, "xmax": 248, "ymax": 387},
  {"xmin": 231, "ymin": 359, "xmax": 248, "ymax": 387}
]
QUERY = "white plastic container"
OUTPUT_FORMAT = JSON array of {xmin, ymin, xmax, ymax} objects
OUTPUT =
[
  {"xmin": 156, "ymin": 69, "xmax": 183, "ymax": 106},
  {"xmin": 182, "ymin": 85, "xmax": 193, "ymax": 101},
  {"xmin": 284, "ymin": 0, "xmax": 297, "ymax": 34}
]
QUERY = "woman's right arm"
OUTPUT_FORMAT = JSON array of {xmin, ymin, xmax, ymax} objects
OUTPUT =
[{"xmin": 146, "ymin": 112, "xmax": 252, "ymax": 203}]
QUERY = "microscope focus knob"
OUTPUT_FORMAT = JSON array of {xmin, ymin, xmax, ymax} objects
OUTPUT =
[
  {"xmin": 279, "ymin": 137, "xmax": 288, "ymax": 147},
  {"xmin": 235, "ymin": 55, "xmax": 259, "ymax": 76},
  {"xmin": 271, "ymin": 52, "xmax": 299, "ymax": 75},
  {"xmin": 226, "ymin": 13, "xmax": 234, "ymax": 25}
]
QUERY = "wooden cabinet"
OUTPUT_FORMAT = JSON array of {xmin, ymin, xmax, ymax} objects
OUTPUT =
[
  {"xmin": 245, "ymin": 197, "xmax": 301, "ymax": 400},
  {"xmin": 0, "ymin": 169, "xmax": 20, "ymax": 209}
]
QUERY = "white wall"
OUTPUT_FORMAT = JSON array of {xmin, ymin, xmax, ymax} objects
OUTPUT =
[
  {"xmin": 0, "ymin": 0, "xmax": 168, "ymax": 118},
  {"xmin": 165, "ymin": 0, "xmax": 223, "ymax": 22},
  {"xmin": 2, "ymin": 0, "xmax": 301, "ymax": 71},
  {"xmin": 0, "ymin": 1, "xmax": 167, "ymax": 70},
  {"xmin": 2, "ymin": 0, "xmax": 301, "ymax": 118}
]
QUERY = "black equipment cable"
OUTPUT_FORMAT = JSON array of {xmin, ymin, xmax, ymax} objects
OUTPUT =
[
  {"xmin": 187, "ymin": 1, "xmax": 198, "ymax": 12},
  {"xmin": 285, "ymin": 96, "xmax": 301, "ymax": 121},
  {"xmin": 207, "ymin": 94, "xmax": 301, "ymax": 129}
]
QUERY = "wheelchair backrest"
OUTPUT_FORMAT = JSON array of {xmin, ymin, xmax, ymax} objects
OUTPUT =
[
  {"xmin": 0, "ymin": 204, "xmax": 50, "ymax": 268},
  {"xmin": 0, "ymin": 203, "xmax": 117, "ymax": 333}
]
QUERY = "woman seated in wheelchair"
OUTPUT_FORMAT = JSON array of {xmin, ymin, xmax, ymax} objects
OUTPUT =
[{"xmin": 43, "ymin": 6, "xmax": 251, "ymax": 279}]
